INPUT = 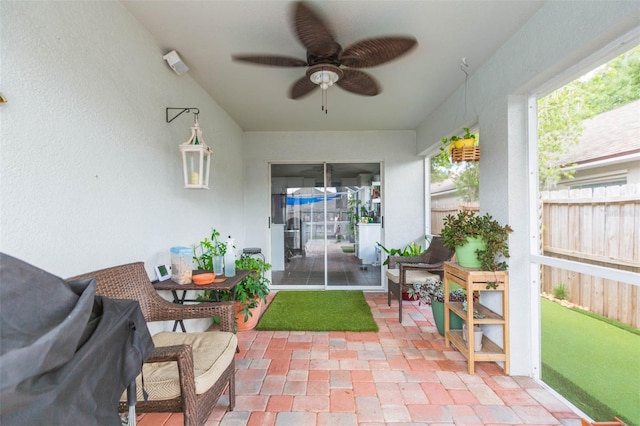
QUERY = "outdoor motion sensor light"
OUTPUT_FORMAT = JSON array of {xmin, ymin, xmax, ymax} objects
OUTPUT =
[{"xmin": 163, "ymin": 50, "xmax": 189, "ymax": 75}]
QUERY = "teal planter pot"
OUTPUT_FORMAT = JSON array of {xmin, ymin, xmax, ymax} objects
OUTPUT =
[
  {"xmin": 454, "ymin": 236, "xmax": 485, "ymax": 268},
  {"xmin": 431, "ymin": 300, "xmax": 463, "ymax": 336}
]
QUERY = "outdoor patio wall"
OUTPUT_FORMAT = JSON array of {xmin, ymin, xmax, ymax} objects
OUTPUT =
[
  {"xmin": 1, "ymin": 2, "xmax": 245, "ymax": 332},
  {"xmin": 415, "ymin": 1, "xmax": 639, "ymax": 376},
  {"xmin": 243, "ymin": 130, "xmax": 423, "ymax": 286}
]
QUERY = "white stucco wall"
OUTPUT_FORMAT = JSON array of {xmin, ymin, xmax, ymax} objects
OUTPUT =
[
  {"xmin": 2, "ymin": 0, "xmax": 637, "ymax": 370},
  {"xmin": 1, "ymin": 1, "xmax": 245, "ymax": 333},
  {"xmin": 416, "ymin": 1, "xmax": 640, "ymax": 375},
  {"xmin": 243, "ymin": 130, "xmax": 424, "ymax": 282}
]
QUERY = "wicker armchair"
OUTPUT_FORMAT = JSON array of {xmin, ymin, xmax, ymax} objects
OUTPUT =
[
  {"xmin": 68, "ymin": 262, "xmax": 236, "ymax": 426},
  {"xmin": 386, "ymin": 236, "xmax": 454, "ymax": 323}
]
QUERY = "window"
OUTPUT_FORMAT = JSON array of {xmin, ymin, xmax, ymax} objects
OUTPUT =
[
  {"xmin": 429, "ymin": 127, "xmax": 479, "ymax": 234},
  {"xmin": 532, "ymin": 42, "xmax": 640, "ymax": 424}
]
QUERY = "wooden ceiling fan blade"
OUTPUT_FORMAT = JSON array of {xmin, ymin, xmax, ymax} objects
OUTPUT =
[
  {"xmin": 289, "ymin": 76, "xmax": 319, "ymax": 99},
  {"xmin": 340, "ymin": 37, "xmax": 417, "ymax": 68},
  {"xmin": 293, "ymin": 1, "xmax": 340, "ymax": 58},
  {"xmin": 337, "ymin": 69, "xmax": 379, "ymax": 96},
  {"xmin": 233, "ymin": 55, "xmax": 308, "ymax": 67},
  {"xmin": 233, "ymin": 2, "xmax": 417, "ymax": 101}
]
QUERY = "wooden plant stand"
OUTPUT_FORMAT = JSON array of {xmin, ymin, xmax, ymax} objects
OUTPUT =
[{"xmin": 444, "ymin": 262, "xmax": 509, "ymax": 374}]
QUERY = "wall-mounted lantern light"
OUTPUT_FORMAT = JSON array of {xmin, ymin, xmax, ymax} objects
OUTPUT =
[{"xmin": 167, "ymin": 107, "xmax": 212, "ymax": 189}]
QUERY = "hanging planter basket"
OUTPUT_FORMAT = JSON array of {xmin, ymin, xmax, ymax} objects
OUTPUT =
[{"xmin": 451, "ymin": 145, "xmax": 480, "ymax": 163}]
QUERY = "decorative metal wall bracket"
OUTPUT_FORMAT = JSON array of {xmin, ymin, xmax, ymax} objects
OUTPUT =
[{"xmin": 166, "ymin": 107, "xmax": 200, "ymax": 123}]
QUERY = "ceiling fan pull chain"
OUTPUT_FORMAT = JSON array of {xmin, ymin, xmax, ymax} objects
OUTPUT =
[
  {"xmin": 325, "ymin": 89, "xmax": 328, "ymax": 114},
  {"xmin": 321, "ymin": 85, "xmax": 326, "ymax": 113}
]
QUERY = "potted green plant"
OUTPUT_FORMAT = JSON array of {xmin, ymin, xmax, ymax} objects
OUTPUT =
[
  {"xmin": 193, "ymin": 228, "xmax": 226, "ymax": 275},
  {"xmin": 346, "ymin": 197, "xmax": 362, "ymax": 243},
  {"xmin": 407, "ymin": 280, "xmax": 465, "ymax": 336},
  {"xmin": 197, "ymin": 254, "xmax": 271, "ymax": 330},
  {"xmin": 377, "ymin": 241, "xmax": 424, "ymax": 265},
  {"xmin": 451, "ymin": 127, "xmax": 476, "ymax": 147},
  {"xmin": 440, "ymin": 211, "xmax": 513, "ymax": 271},
  {"xmin": 233, "ymin": 255, "xmax": 271, "ymax": 330},
  {"xmin": 437, "ymin": 128, "xmax": 479, "ymax": 164}
]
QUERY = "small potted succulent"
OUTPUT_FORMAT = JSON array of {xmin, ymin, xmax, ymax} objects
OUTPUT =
[{"xmin": 407, "ymin": 279, "xmax": 465, "ymax": 336}]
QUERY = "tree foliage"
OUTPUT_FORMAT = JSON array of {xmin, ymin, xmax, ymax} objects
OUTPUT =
[
  {"xmin": 583, "ymin": 46, "xmax": 640, "ymax": 115},
  {"xmin": 430, "ymin": 154, "xmax": 450, "ymax": 184},
  {"xmin": 454, "ymin": 162, "xmax": 479, "ymax": 201},
  {"xmin": 537, "ymin": 44, "xmax": 640, "ymax": 189},
  {"xmin": 537, "ymin": 85, "xmax": 586, "ymax": 189}
]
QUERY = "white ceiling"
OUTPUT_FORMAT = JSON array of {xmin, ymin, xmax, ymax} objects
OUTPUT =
[{"xmin": 122, "ymin": 0, "xmax": 545, "ymax": 132}]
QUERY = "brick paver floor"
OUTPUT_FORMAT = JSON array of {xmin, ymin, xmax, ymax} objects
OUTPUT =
[{"xmin": 137, "ymin": 292, "xmax": 582, "ymax": 426}]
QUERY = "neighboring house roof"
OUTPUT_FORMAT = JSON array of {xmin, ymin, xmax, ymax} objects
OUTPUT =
[
  {"xmin": 430, "ymin": 178, "xmax": 456, "ymax": 196},
  {"xmin": 560, "ymin": 99, "xmax": 640, "ymax": 165}
]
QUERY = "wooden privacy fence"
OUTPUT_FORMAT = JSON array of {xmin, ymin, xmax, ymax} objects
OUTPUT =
[
  {"xmin": 430, "ymin": 184, "xmax": 639, "ymax": 328},
  {"xmin": 541, "ymin": 184, "xmax": 640, "ymax": 328},
  {"xmin": 430, "ymin": 202, "xmax": 479, "ymax": 234}
]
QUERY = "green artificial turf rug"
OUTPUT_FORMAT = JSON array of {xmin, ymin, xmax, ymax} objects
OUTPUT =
[{"xmin": 256, "ymin": 290, "xmax": 378, "ymax": 332}]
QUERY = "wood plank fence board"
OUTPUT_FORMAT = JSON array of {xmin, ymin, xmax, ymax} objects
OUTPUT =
[
  {"xmin": 540, "ymin": 184, "xmax": 640, "ymax": 328},
  {"xmin": 431, "ymin": 184, "xmax": 640, "ymax": 328},
  {"xmin": 434, "ymin": 184, "xmax": 639, "ymax": 328}
]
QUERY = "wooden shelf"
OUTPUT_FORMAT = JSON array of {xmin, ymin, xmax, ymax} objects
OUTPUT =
[
  {"xmin": 446, "ymin": 330, "xmax": 508, "ymax": 362},
  {"xmin": 448, "ymin": 302, "xmax": 504, "ymax": 324},
  {"xmin": 444, "ymin": 262, "xmax": 509, "ymax": 374}
]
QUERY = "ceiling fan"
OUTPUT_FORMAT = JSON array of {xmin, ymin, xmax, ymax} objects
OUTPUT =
[{"xmin": 233, "ymin": 1, "xmax": 417, "ymax": 100}]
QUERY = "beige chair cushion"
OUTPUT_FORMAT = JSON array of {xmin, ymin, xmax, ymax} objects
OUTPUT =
[
  {"xmin": 122, "ymin": 331, "xmax": 237, "ymax": 401},
  {"xmin": 386, "ymin": 268, "xmax": 439, "ymax": 285}
]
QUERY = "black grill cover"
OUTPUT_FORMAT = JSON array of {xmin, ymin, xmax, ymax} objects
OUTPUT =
[{"xmin": 0, "ymin": 253, "xmax": 154, "ymax": 425}]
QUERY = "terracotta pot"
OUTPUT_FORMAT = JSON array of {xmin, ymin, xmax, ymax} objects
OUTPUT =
[{"xmin": 235, "ymin": 299, "xmax": 263, "ymax": 331}]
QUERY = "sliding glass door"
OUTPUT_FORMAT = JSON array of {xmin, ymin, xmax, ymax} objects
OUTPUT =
[
  {"xmin": 325, "ymin": 166, "xmax": 381, "ymax": 288},
  {"xmin": 270, "ymin": 163, "xmax": 325, "ymax": 287},
  {"xmin": 270, "ymin": 162, "xmax": 382, "ymax": 290}
]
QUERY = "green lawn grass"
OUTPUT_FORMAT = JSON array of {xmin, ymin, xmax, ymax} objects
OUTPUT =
[{"xmin": 541, "ymin": 298, "xmax": 640, "ymax": 426}]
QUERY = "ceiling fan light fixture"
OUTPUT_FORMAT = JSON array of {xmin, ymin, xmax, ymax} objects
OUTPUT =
[
  {"xmin": 307, "ymin": 64, "xmax": 343, "ymax": 91},
  {"xmin": 310, "ymin": 69, "xmax": 338, "ymax": 89}
]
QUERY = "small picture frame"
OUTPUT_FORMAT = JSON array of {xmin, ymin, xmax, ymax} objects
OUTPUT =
[{"xmin": 154, "ymin": 264, "xmax": 172, "ymax": 282}]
